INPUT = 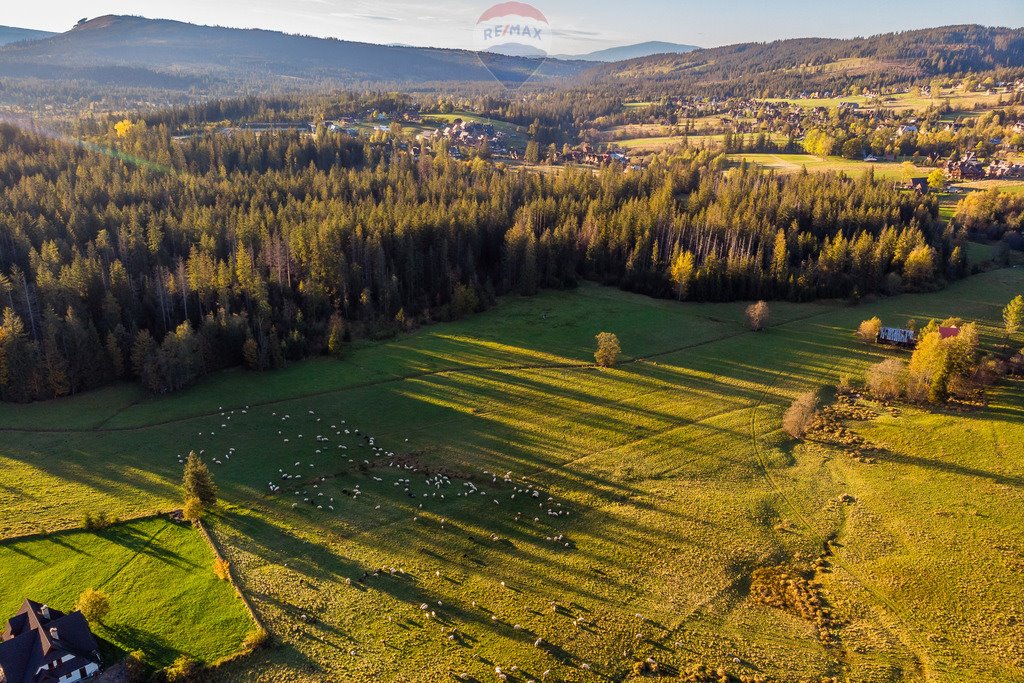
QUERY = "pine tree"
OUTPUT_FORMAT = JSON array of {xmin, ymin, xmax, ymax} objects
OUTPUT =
[{"xmin": 183, "ymin": 451, "xmax": 218, "ymax": 507}]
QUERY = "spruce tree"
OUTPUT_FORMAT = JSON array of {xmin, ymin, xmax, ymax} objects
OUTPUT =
[{"xmin": 183, "ymin": 451, "xmax": 218, "ymax": 507}]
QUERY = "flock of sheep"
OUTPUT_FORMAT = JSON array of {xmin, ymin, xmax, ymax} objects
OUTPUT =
[{"xmin": 175, "ymin": 403, "xmax": 601, "ymax": 679}]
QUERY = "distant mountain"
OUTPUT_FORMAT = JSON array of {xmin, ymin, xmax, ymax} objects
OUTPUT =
[
  {"xmin": 590, "ymin": 25, "xmax": 1024, "ymax": 96},
  {"xmin": 0, "ymin": 25, "xmax": 57, "ymax": 47},
  {"xmin": 0, "ymin": 15, "xmax": 585, "ymax": 91},
  {"xmin": 555, "ymin": 41, "xmax": 699, "ymax": 62}
]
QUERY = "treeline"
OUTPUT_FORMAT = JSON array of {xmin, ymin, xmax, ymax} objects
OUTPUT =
[{"xmin": 0, "ymin": 120, "xmax": 959, "ymax": 401}]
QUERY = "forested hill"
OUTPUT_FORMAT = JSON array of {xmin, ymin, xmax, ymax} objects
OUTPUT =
[
  {"xmin": 588, "ymin": 25, "xmax": 1024, "ymax": 96},
  {"xmin": 0, "ymin": 121, "xmax": 958, "ymax": 401},
  {"xmin": 0, "ymin": 15, "xmax": 584, "ymax": 91}
]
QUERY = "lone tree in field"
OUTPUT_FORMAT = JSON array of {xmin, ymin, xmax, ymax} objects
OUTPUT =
[
  {"xmin": 76, "ymin": 588, "xmax": 110, "ymax": 623},
  {"xmin": 782, "ymin": 391, "xmax": 818, "ymax": 439},
  {"xmin": 594, "ymin": 332, "xmax": 621, "ymax": 368},
  {"xmin": 745, "ymin": 301, "xmax": 770, "ymax": 331},
  {"xmin": 856, "ymin": 317, "xmax": 882, "ymax": 343},
  {"xmin": 1004, "ymin": 294, "xmax": 1023, "ymax": 341},
  {"xmin": 183, "ymin": 451, "xmax": 218, "ymax": 508},
  {"xmin": 866, "ymin": 358, "xmax": 906, "ymax": 400}
]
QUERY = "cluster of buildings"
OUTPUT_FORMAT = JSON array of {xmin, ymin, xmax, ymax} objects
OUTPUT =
[
  {"xmin": 985, "ymin": 158, "xmax": 1024, "ymax": 179},
  {"xmin": 563, "ymin": 143, "xmax": 630, "ymax": 166},
  {"xmin": 943, "ymin": 153, "xmax": 1024, "ymax": 181},
  {"xmin": 417, "ymin": 119, "xmax": 501, "ymax": 145},
  {"xmin": 944, "ymin": 153, "xmax": 987, "ymax": 180}
]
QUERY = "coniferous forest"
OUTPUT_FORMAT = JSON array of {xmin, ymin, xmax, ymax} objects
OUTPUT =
[{"xmin": 0, "ymin": 118, "xmax": 960, "ymax": 400}]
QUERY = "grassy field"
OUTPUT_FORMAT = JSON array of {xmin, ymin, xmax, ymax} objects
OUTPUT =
[
  {"xmin": 764, "ymin": 89, "xmax": 1011, "ymax": 112},
  {"xmin": 0, "ymin": 518, "xmax": 253, "ymax": 667},
  {"xmin": 954, "ymin": 179, "xmax": 1024, "ymax": 196},
  {"xmin": 728, "ymin": 153, "xmax": 933, "ymax": 181},
  {"xmin": 2, "ymin": 270, "xmax": 1023, "ymax": 681},
  {"xmin": 615, "ymin": 132, "xmax": 788, "ymax": 154}
]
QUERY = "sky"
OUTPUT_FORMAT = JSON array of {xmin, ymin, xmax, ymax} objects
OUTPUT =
[{"xmin": 5, "ymin": 0, "xmax": 1023, "ymax": 54}]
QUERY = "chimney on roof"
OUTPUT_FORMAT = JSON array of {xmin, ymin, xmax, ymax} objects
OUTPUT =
[
  {"xmin": 49, "ymin": 627, "xmax": 59, "ymax": 639},
  {"xmin": 41, "ymin": 604, "xmax": 51, "ymax": 620}
]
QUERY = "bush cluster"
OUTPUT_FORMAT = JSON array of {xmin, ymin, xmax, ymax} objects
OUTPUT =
[{"xmin": 749, "ymin": 565, "xmax": 836, "ymax": 643}]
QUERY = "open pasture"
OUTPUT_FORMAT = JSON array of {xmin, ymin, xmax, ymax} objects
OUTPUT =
[
  {"xmin": 1, "ymin": 270, "xmax": 1023, "ymax": 681},
  {"xmin": 728, "ymin": 153, "xmax": 933, "ymax": 181},
  {"xmin": 764, "ymin": 89, "xmax": 1011, "ymax": 112},
  {"xmin": 0, "ymin": 518, "xmax": 253, "ymax": 667}
]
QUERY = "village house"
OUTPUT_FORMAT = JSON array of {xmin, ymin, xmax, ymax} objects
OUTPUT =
[
  {"xmin": 905, "ymin": 177, "xmax": 930, "ymax": 194},
  {"xmin": 945, "ymin": 153, "xmax": 986, "ymax": 181},
  {"xmin": 0, "ymin": 600, "xmax": 102, "ymax": 683},
  {"xmin": 986, "ymin": 159, "xmax": 1024, "ymax": 179},
  {"xmin": 877, "ymin": 327, "xmax": 916, "ymax": 348}
]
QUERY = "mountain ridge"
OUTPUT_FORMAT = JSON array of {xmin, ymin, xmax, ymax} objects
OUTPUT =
[
  {"xmin": 589, "ymin": 24, "xmax": 1024, "ymax": 95},
  {"xmin": 554, "ymin": 41, "xmax": 700, "ymax": 62},
  {"xmin": 0, "ymin": 25, "xmax": 57, "ymax": 47},
  {"xmin": 0, "ymin": 15, "xmax": 586, "ymax": 89}
]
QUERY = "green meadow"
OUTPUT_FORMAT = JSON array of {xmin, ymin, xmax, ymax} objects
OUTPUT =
[
  {"xmin": 1, "ymin": 269, "xmax": 1023, "ymax": 681},
  {"xmin": 727, "ymin": 153, "xmax": 933, "ymax": 180},
  {"xmin": 0, "ymin": 519, "xmax": 253, "ymax": 667}
]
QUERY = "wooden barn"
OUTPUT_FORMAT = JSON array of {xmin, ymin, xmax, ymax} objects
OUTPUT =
[{"xmin": 877, "ymin": 327, "xmax": 916, "ymax": 348}]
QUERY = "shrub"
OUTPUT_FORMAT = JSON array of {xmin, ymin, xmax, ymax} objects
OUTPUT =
[
  {"xmin": 76, "ymin": 588, "xmax": 110, "ymax": 623},
  {"xmin": 213, "ymin": 557, "xmax": 231, "ymax": 581},
  {"xmin": 242, "ymin": 628, "xmax": 271, "ymax": 652},
  {"xmin": 865, "ymin": 359, "xmax": 906, "ymax": 400},
  {"xmin": 594, "ymin": 332, "xmax": 621, "ymax": 368},
  {"xmin": 745, "ymin": 301, "xmax": 769, "ymax": 331},
  {"xmin": 164, "ymin": 655, "xmax": 200, "ymax": 683},
  {"xmin": 856, "ymin": 316, "xmax": 882, "ymax": 343},
  {"xmin": 82, "ymin": 510, "xmax": 113, "ymax": 530},
  {"xmin": 182, "ymin": 496, "xmax": 204, "ymax": 525},
  {"xmin": 782, "ymin": 391, "xmax": 818, "ymax": 438},
  {"xmin": 123, "ymin": 650, "xmax": 149, "ymax": 683}
]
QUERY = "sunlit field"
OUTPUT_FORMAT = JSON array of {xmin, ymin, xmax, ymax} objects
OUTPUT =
[
  {"xmin": 727, "ymin": 153, "xmax": 933, "ymax": 181},
  {"xmin": 2, "ymin": 270, "xmax": 1023, "ymax": 681},
  {"xmin": 0, "ymin": 519, "xmax": 253, "ymax": 667}
]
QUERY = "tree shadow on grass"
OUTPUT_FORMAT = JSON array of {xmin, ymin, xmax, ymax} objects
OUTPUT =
[
  {"xmin": 871, "ymin": 448, "xmax": 1024, "ymax": 488},
  {"xmin": 99, "ymin": 522, "xmax": 197, "ymax": 571},
  {"xmin": 213, "ymin": 508, "xmax": 363, "ymax": 583},
  {"xmin": 105, "ymin": 623, "xmax": 180, "ymax": 668}
]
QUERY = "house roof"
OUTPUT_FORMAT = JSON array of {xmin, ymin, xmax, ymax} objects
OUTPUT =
[
  {"xmin": 939, "ymin": 326, "xmax": 961, "ymax": 339},
  {"xmin": 878, "ymin": 327, "xmax": 916, "ymax": 343},
  {"xmin": 0, "ymin": 600, "xmax": 100, "ymax": 683}
]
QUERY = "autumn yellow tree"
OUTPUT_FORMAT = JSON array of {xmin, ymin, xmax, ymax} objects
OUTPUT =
[
  {"xmin": 113, "ymin": 119, "xmax": 135, "ymax": 138},
  {"xmin": 669, "ymin": 250, "xmax": 695, "ymax": 300}
]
